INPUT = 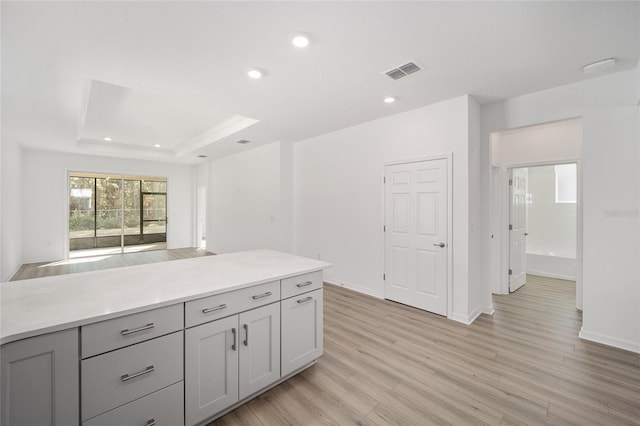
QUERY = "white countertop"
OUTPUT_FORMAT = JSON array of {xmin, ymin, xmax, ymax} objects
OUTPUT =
[{"xmin": 0, "ymin": 250, "xmax": 330, "ymax": 345}]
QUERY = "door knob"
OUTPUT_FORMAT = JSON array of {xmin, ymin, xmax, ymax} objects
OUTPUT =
[{"xmin": 433, "ymin": 242, "xmax": 445, "ymax": 248}]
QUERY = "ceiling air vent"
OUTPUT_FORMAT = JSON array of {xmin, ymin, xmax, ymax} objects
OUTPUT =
[
  {"xmin": 384, "ymin": 61, "xmax": 422, "ymax": 80},
  {"xmin": 236, "ymin": 139, "xmax": 251, "ymax": 144}
]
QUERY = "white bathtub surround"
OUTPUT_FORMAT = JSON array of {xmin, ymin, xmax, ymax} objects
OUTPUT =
[{"xmin": 526, "ymin": 252, "xmax": 576, "ymax": 281}]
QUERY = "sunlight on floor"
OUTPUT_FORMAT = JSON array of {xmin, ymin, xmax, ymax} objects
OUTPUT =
[
  {"xmin": 38, "ymin": 256, "xmax": 113, "ymax": 268},
  {"xmin": 69, "ymin": 243, "xmax": 167, "ymax": 258}
]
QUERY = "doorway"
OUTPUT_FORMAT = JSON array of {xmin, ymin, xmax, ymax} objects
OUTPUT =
[
  {"xmin": 383, "ymin": 156, "xmax": 451, "ymax": 316},
  {"xmin": 490, "ymin": 117, "xmax": 583, "ymax": 310},
  {"xmin": 68, "ymin": 173, "xmax": 167, "ymax": 257},
  {"xmin": 507, "ymin": 164, "xmax": 578, "ymax": 295}
]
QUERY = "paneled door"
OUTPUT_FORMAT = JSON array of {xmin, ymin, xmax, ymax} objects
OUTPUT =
[
  {"xmin": 384, "ymin": 158, "xmax": 448, "ymax": 316},
  {"xmin": 509, "ymin": 168, "xmax": 528, "ymax": 292}
]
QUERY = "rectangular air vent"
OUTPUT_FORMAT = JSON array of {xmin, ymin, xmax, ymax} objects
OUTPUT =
[{"xmin": 384, "ymin": 61, "xmax": 422, "ymax": 80}]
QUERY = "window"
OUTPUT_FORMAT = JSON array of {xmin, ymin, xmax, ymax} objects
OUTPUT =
[
  {"xmin": 69, "ymin": 173, "xmax": 167, "ymax": 255},
  {"xmin": 554, "ymin": 164, "xmax": 576, "ymax": 203}
]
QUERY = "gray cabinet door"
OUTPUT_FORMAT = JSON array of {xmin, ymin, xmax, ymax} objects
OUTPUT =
[
  {"xmin": 1, "ymin": 328, "xmax": 79, "ymax": 426},
  {"xmin": 281, "ymin": 289, "xmax": 323, "ymax": 377},
  {"xmin": 184, "ymin": 315, "xmax": 239, "ymax": 426},
  {"xmin": 239, "ymin": 302, "xmax": 280, "ymax": 399}
]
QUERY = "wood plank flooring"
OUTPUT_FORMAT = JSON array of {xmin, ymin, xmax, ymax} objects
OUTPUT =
[
  {"xmin": 212, "ymin": 275, "xmax": 640, "ymax": 426},
  {"xmin": 9, "ymin": 248, "xmax": 214, "ymax": 281}
]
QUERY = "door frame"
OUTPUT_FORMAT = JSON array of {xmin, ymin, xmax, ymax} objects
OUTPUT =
[
  {"xmin": 381, "ymin": 153, "xmax": 454, "ymax": 318},
  {"xmin": 494, "ymin": 160, "xmax": 583, "ymax": 310}
]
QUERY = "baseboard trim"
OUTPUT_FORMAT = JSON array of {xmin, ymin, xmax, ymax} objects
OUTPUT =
[
  {"xmin": 5, "ymin": 263, "xmax": 22, "ymax": 282},
  {"xmin": 579, "ymin": 327, "xmax": 640, "ymax": 354},
  {"xmin": 483, "ymin": 304, "xmax": 495, "ymax": 316},
  {"xmin": 323, "ymin": 279, "xmax": 383, "ymax": 299},
  {"xmin": 449, "ymin": 304, "xmax": 495, "ymax": 325}
]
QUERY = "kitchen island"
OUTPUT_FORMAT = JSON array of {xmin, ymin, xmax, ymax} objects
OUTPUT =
[{"xmin": 1, "ymin": 249, "xmax": 329, "ymax": 426}]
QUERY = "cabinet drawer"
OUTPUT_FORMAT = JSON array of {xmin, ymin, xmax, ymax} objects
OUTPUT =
[
  {"xmin": 82, "ymin": 304, "xmax": 183, "ymax": 358},
  {"xmin": 185, "ymin": 281, "xmax": 280, "ymax": 328},
  {"xmin": 83, "ymin": 381, "xmax": 184, "ymax": 426},
  {"xmin": 281, "ymin": 271, "xmax": 323, "ymax": 299},
  {"xmin": 81, "ymin": 331, "xmax": 183, "ymax": 420}
]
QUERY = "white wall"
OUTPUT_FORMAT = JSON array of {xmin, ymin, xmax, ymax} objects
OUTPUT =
[
  {"xmin": 527, "ymin": 165, "xmax": 576, "ymax": 258},
  {"xmin": 526, "ymin": 165, "xmax": 577, "ymax": 280},
  {"xmin": 491, "ymin": 118, "xmax": 583, "ymax": 166},
  {"xmin": 468, "ymin": 97, "xmax": 487, "ymax": 317},
  {"xmin": 1, "ymin": 138, "xmax": 23, "ymax": 281},
  {"xmin": 294, "ymin": 95, "xmax": 485, "ymax": 322},
  {"xmin": 207, "ymin": 141, "xmax": 293, "ymax": 254},
  {"xmin": 21, "ymin": 149, "xmax": 195, "ymax": 263},
  {"xmin": 482, "ymin": 68, "xmax": 640, "ymax": 353}
]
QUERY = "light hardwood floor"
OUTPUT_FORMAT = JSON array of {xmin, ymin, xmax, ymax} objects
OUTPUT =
[
  {"xmin": 212, "ymin": 275, "xmax": 640, "ymax": 426},
  {"xmin": 9, "ymin": 248, "xmax": 214, "ymax": 281}
]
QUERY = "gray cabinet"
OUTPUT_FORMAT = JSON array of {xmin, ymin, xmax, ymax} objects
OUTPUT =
[
  {"xmin": 81, "ymin": 332, "xmax": 184, "ymax": 421},
  {"xmin": 238, "ymin": 302, "xmax": 280, "ymax": 399},
  {"xmin": 281, "ymin": 289, "xmax": 323, "ymax": 377},
  {"xmin": 82, "ymin": 382, "xmax": 183, "ymax": 426},
  {"xmin": 185, "ymin": 302, "xmax": 280, "ymax": 426},
  {"xmin": 1, "ymin": 266, "xmax": 323, "ymax": 426},
  {"xmin": 0, "ymin": 328, "xmax": 79, "ymax": 426},
  {"xmin": 184, "ymin": 315, "xmax": 239, "ymax": 426}
]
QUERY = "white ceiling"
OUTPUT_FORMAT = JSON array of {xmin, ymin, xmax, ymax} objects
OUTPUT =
[{"xmin": 2, "ymin": 1, "xmax": 639, "ymax": 164}]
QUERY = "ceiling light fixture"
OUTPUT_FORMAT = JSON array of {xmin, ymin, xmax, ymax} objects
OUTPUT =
[
  {"xmin": 103, "ymin": 137, "xmax": 112, "ymax": 141},
  {"xmin": 154, "ymin": 144, "xmax": 161, "ymax": 148},
  {"xmin": 291, "ymin": 33, "xmax": 310, "ymax": 48},
  {"xmin": 236, "ymin": 139, "xmax": 251, "ymax": 144},
  {"xmin": 384, "ymin": 97, "xmax": 396, "ymax": 104},
  {"xmin": 582, "ymin": 58, "xmax": 616, "ymax": 75},
  {"xmin": 247, "ymin": 68, "xmax": 263, "ymax": 79}
]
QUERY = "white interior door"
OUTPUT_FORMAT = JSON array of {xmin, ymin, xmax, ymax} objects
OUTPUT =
[
  {"xmin": 384, "ymin": 158, "xmax": 448, "ymax": 316},
  {"xmin": 509, "ymin": 168, "xmax": 528, "ymax": 292}
]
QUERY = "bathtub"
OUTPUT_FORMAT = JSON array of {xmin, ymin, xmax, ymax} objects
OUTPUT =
[{"xmin": 526, "ymin": 251, "xmax": 576, "ymax": 281}]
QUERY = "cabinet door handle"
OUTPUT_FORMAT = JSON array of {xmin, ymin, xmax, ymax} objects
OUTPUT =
[
  {"xmin": 296, "ymin": 281, "xmax": 313, "ymax": 288},
  {"xmin": 243, "ymin": 324, "xmax": 249, "ymax": 346},
  {"xmin": 146, "ymin": 419, "xmax": 156, "ymax": 426},
  {"xmin": 202, "ymin": 304, "xmax": 227, "ymax": 314},
  {"xmin": 297, "ymin": 296, "xmax": 314, "ymax": 304},
  {"xmin": 121, "ymin": 323, "xmax": 155, "ymax": 336},
  {"xmin": 252, "ymin": 292, "xmax": 272, "ymax": 300},
  {"xmin": 121, "ymin": 365, "xmax": 155, "ymax": 382},
  {"xmin": 231, "ymin": 327, "xmax": 237, "ymax": 351}
]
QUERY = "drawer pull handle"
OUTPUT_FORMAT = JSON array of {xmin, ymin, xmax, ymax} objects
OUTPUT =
[
  {"xmin": 232, "ymin": 327, "xmax": 237, "ymax": 351},
  {"xmin": 121, "ymin": 323, "xmax": 155, "ymax": 336},
  {"xmin": 297, "ymin": 296, "xmax": 314, "ymax": 304},
  {"xmin": 146, "ymin": 420, "xmax": 156, "ymax": 426},
  {"xmin": 121, "ymin": 365, "xmax": 155, "ymax": 382},
  {"xmin": 252, "ymin": 291, "xmax": 272, "ymax": 300},
  {"xmin": 296, "ymin": 281, "xmax": 313, "ymax": 288},
  {"xmin": 202, "ymin": 304, "xmax": 227, "ymax": 314},
  {"xmin": 243, "ymin": 324, "xmax": 249, "ymax": 346}
]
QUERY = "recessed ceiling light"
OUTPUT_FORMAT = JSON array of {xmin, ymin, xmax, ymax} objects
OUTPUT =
[
  {"xmin": 236, "ymin": 139, "xmax": 251, "ymax": 144},
  {"xmin": 247, "ymin": 68, "xmax": 263, "ymax": 79},
  {"xmin": 103, "ymin": 137, "xmax": 112, "ymax": 141},
  {"xmin": 197, "ymin": 154, "xmax": 208, "ymax": 158},
  {"xmin": 291, "ymin": 33, "xmax": 310, "ymax": 48},
  {"xmin": 582, "ymin": 58, "xmax": 616, "ymax": 75},
  {"xmin": 384, "ymin": 97, "xmax": 396, "ymax": 104},
  {"xmin": 154, "ymin": 144, "xmax": 161, "ymax": 148}
]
